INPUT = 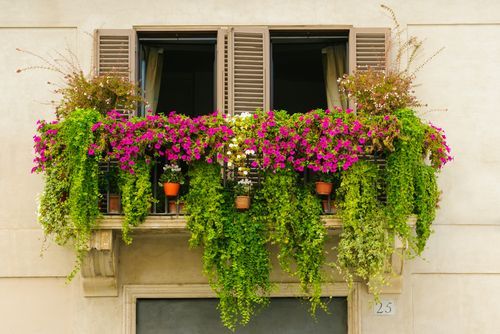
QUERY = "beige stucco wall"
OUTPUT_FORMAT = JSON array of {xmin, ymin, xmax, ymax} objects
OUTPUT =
[{"xmin": 1, "ymin": 0, "xmax": 499, "ymax": 333}]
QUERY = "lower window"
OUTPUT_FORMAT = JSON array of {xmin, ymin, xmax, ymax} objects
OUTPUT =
[{"xmin": 136, "ymin": 297, "xmax": 347, "ymax": 333}]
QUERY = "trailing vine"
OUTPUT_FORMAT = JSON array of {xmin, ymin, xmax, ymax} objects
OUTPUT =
[
  {"xmin": 386, "ymin": 108, "xmax": 440, "ymax": 254},
  {"xmin": 37, "ymin": 108, "xmax": 102, "ymax": 279},
  {"xmin": 413, "ymin": 164, "xmax": 439, "ymax": 253},
  {"xmin": 336, "ymin": 161, "xmax": 393, "ymax": 296},
  {"xmin": 118, "ymin": 160, "xmax": 154, "ymax": 244},
  {"xmin": 186, "ymin": 162, "xmax": 271, "ymax": 330},
  {"xmin": 256, "ymin": 169, "xmax": 326, "ymax": 314},
  {"xmin": 38, "ymin": 163, "xmax": 70, "ymax": 246},
  {"xmin": 385, "ymin": 109, "xmax": 425, "ymax": 241}
]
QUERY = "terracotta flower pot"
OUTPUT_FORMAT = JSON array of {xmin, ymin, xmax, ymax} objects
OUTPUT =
[
  {"xmin": 322, "ymin": 199, "xmax": 335, "ymax": 214},
  {"xmin": 108, "ymin": 194, "xmax": 121, "ymax": 214},
  {"xmin": 315, "ymin": 182, "xmax": 333, "ymax": 195},
  {"xmin": 178, "ymin": 201, "xmax": 186, "ymax": 214},
  {"xmin": 163, "ymin": 182, "xmax": 180, "ymax": 197},
  {"xmin": 168, "ymin": 201, "xmax": 185, "ymax": 214},
  {"xmin": 168, "ymin": 201, "xmax": 178, "ymax": 214},
  {"xmin": 235, "ymin": 195, "xmax": 250, "ymax": 210}
]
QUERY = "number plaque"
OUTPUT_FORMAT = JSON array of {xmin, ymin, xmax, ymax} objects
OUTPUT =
[{"xmin": 373, "ymin": 299, "xmax": 395, "ymax": 316}]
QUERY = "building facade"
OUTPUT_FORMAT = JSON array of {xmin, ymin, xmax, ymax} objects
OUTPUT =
[{"xmin": 1, "ymin": 0, "xmax": 500, "ymax": 333}]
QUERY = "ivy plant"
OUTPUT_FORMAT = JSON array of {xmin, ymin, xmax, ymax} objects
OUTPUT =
[
  {"xmin": 255, "ymin": 169, "xmax": 326, "ymax": 314},
  {"xmin": 386, "ymin": 108, "xmax": 440, "ymax": 254},
  {"xmin": 336, "ymin": 161, "xmax": 394, "ymax": 297},
  {"xmin": 118, "ymin": 160, "xmax": 154, "ymax": 244},
  {"xmin": 38, "ymin": 108, "xmax": 102, "ymax": 279},
  {"xmin": 185, "ymin": 162, "xmax": 271, "ymax": 330}
]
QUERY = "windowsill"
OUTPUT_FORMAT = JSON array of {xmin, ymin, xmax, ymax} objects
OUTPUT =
[{"xmin": 96, "ymin": 215, "xmax": 417, "ymax": 233}]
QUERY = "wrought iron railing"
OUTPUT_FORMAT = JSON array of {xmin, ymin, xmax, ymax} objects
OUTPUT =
[
  {"xmin": 98, "ymin": 155, "xmax": 386, "ymax": 217},
  {"xmin": 98, "ymin": 160, "xmax": 186, "ymax": 216}
]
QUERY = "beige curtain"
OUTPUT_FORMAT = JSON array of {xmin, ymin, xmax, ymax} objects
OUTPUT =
[
  {"xmin": 322, "ymin": 45, "xmax": 347, "ymax": 110},
  {"xmin": 145, "ymin": 47, "xmax": 164, "ymax": 113}
]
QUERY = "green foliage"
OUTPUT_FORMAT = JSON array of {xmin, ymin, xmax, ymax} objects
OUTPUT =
[
  {"xmin": 386, "ymin": 108, "xmax": 440, "ymax": 254},
  {"xmin": 255, "ymin": 169, "xmax": 326, "ymax": 314},
  {"xmin": 16, "ymin": 47, "xmax": 143, "ymax": 120},
  {"xmin": 339, "ymin": 68, "xmax": 421, "ymax": 115},
  {"xmin": 55, "ymin": 72, "xmax": 143, "ymax": 119},
  {"xmin": 38, "ymin": 108, "xmax": 102, "ymax": 279},
  {"xmin": 118, "ymin": 160, "xmax": 154, "ymax": 244},
  {"xmin": 414, "ymin": 164, "xmax": 439, "ymax": 252},
  {"xmin": 38, "ymin": 164, "xmax": 70, "ymax": 245},
  {"xmin": 186, "ymin": 162, "xmax": 271, "ymax": 331},
  {"xmin": 336, "ymin": 161, "xmax": 393, "ymax": 297},
  {"xmin": 385, "ymin": 109, "xmax": 424, "ymax": 239}
]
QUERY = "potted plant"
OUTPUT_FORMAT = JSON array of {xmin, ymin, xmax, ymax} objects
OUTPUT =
[
  {"xmin": 315, "ymin": 172, "xmax": 335, "ymax": 195},
  {"xmin": 234, "ymin": 178, "xmax": 252, "ymax": 210},
  {"xmin": 322, "ymin": 199, "xmax": 336, "ymax": 214},
  {"xmin": 168, "ymin": 199, "xmax": 186, "ymax": 214},
  {"xmin": 100, "ymin": 167, "xmax": 121, "ymax": 214},
  {"xmin": 159, "ymin": 163, "xmax": 184, "ymax": 197}
]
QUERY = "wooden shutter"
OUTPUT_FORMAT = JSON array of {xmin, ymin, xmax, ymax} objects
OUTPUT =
[
  {"xmin": 95, "ymin": 29, "xmax": 136, "ymax": 82},
  {"xmin": 216, "ymin": 28, "xmax": 231, "ymax": 115},
  {"xmin": 217, "ymin": 27, "xmax": 269, "ymax": 115},
  {"xmin": 349, "ymin": 28, "xmax": 390, "ymax": 73}
]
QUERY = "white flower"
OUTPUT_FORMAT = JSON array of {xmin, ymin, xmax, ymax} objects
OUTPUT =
[
  {"xmin": 232, "ymin": 138, "xmax": 238, "ymax": 143},
  {"xmin": 238, "ymin": 112, "xmax": 252, "ymax": 119},
  {"xmin": 245, "ymin": 149, "xmax": 255, "ymax": 155},
  {"xmin": 243, "ymin": 171, "xmax": 248, "ymax": 175},
  {"xmin": 227, "ymin": 161, "xmax": 233, "ymax": 167},
  {"xmin": 163, "ymin": 164, "xmax": 181, "ymax": 173},
  {"xmin": 236, "ymin": 155, "xmax": 241, "ymax": 160},
  {"xmin": 238, "ymin": 178, "xmax": 252, "ymax": 186}
]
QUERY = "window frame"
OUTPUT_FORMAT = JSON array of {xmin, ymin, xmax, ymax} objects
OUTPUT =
[
  {"xmin": 133, "ymin": 25, "xmax": 355, "ymax": 115},
  {"xmin": 123, "ymin": 282, "xmax": 361, "ymax": 334},
  {"xmin": 268, "ymin": 29, "xmax": 350, "ymax": 113}
]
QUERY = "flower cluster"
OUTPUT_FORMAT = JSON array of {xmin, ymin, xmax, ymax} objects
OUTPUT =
[
  {"xmin": 425, "ymin": 123, "xmax": 453, "ymax": 168},
  {"xmin": 33, "ymin": 108, "xmax": 452, "ymax": 175},
  {"xmin": 159, "ymin": 163, "xmax": 184, "ymax": 184},
  {"xmin": 234, "ymin": 178, "xmax": 253, "ymax": 196},
  {"xmin": 54, "ymin": 72, "xmax": 143, "ymax": 119},
  {"xmin": 339, "ymin": 68, "xmax": 421, "ymax": 115},
  {"xmin": 90, "ymin": 111, "xmax": 233, "ymax": 172},
  {"xmin": 32, "ymin": 120, "xmax": 61, "ymax": 173}
]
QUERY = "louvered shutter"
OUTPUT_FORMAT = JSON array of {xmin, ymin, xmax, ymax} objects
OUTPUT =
[
  {"xmin": 95, "ymin": 29, "xmax": 136, "ymax": 81},
  {"xmin": 95, "ymin": 29, "xmax": 137, "ymax": 116},
  {"xmin": 220, "ymin": 27, "xmax": 269, "ymax": 115},
  {"xmin": 349, "ymin": 28, "xmax": 390, "ymax": 73},
  {"xmin": 216, "ymin": 28, "xmax": 231, "ymax": 115}
]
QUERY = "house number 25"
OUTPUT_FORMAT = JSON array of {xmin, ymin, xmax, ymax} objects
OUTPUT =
[{"xmin": 373, "ymin": 300, "xmax": 395, "ymax": 316}]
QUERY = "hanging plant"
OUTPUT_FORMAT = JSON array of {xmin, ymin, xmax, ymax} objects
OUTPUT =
[
  {"xmin": 385, "ymin": 108, "xmax": 443, "ymax": 253},
  {"xmin": 255, "ymin": 169, "xmax": 326, "ymax": 314},
  {"xmin": 35, "ymin": 108, "xmax": 103, "ymax": 279},
  {"xmin": 118, "ymin": 160, "xmax": 154, "ymax": 244},
  {"xmin": 185, "ymin": 162, "xmax": 271, "ymax": 330},
  {"xmin": 336, "ymin": 161, "xmax": 393, "ymax": 297}
]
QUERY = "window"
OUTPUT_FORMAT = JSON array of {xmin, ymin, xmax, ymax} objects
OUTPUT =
[
  {"xmin": 136, "ymin": 297, "xmax": 347, "ymax": 334},
  {"xmin": 137, "ymin": 31, "xmax": 217, "ymax": 117},
  {"xmin": 270, "ymin": 30, "xmax": 349, "ymax": 114},
  {"xmin": 95, "ymin": 27, "xmax": 389, "ymax": 116}
]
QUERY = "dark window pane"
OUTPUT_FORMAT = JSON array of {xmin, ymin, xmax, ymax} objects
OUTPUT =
[
  {"xmin": 272, "ymin": 43, "xmax": 328, "ymax": 114},
  {"xmin": 137, "ymin": 297, "xmax": 347, "ymax": 334}
]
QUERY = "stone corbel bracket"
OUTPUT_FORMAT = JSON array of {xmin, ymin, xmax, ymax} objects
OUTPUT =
[{"xmin": 81, "ymin": 229, "xmax": 119, "ymax": 297}]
